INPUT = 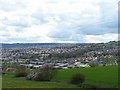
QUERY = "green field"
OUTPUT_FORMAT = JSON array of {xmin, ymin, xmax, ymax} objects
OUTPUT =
[
  {"xmin": 53, "ymin": 66, "xmax": 118, "ymax": 88},
  {"xmin": 2, "ymin": 74, "xmax": 78, "ymax": 88},
  {"xmin": 2, "ymin": 66, "xmax": 118, "ymax": 88}
]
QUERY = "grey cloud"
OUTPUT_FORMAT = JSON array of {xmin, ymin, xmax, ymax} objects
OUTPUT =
[
  {"xmin": 0, "ymin": 0, "xmax": 26, "ymax": 11},
  {"xmin": 74, "ymin": 23, "xmax": 117, "ymax": 35},
  {"xmin": 31, "ymin": 10, "xmax": 48, "ymax": 25},
  {"xmin": 3, "ymin": 35, "xmax": 41, "ymax": 43},
  {"xmin": 49, "ymin": 30, "xmax": 72, "ymax": 40},
  {"xmin": 2, "ymin": 17, "xmax": 31, "ymax": 28}
]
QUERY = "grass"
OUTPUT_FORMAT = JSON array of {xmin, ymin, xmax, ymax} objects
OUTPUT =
[
  {"xmin": 3, "ymin": 77, "xmax": 78, "ymax": 88},
  {"xmin": 0, "ymin": 76, "xmax": 2, "ymax": 89},
  {"xmin": 2, "ymin": 66, "xmax": 118, "ymax": 88},
  {"xmin": 53, "ymin": 66, "xmax": 118, "ymax": 88},
  {"xmin": 2, "ymin": 72, "xmax": 78, "ymax": 88}
]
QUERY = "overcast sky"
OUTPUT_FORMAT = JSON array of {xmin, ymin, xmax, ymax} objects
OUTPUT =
[{"xmin": 0, "ymin": 0, "xmax": 118, "ymax": 43}]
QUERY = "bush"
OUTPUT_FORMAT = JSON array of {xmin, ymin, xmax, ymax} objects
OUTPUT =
[
  {"xmin": 32, "ymin": 73, "xmax": 51, "ymax": 81},
  {"xmin": 15, "ymin": 70, "xmax": 28, "ymax": 77},
  {"xmin": 41, "ymin": 65, "xmax": 57, "ymax": 81},
  {"xmin": 2, "ymin": 71, "xmax": 6, "ymax": 75},
  {"xmin": 70, "ymin": 73, "xmax": 85, "ymax": 85},
  {"xmin": 26, "ymin": 66, "xmax": 57, "ymax": 81},
  {"xmin": 26, "ymin": 72, "xmax": 51, "ymax": 81},
  {"xmin": 15, "ymin": 65, "xmax": 28, "ymax": 77},
  {"xmin": 26, "ymin": 74, "xmax": 34, "ymax": 80},
  {"xmin": 89, "ymin": 61, "xmax": 99, "ymax": 67}
]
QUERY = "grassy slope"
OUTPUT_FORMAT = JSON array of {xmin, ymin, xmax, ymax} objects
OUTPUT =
[
  {"xmin": 53, "ymin": 66, "xmax": 118, "ymax": 88},
  {"xmin": 0, "ymin": 76, "xmax": 2, "ymax": 89},
  {"xmin": 2, "ymin": 66, "xmax": 118, "ymax": 88},
  {"xmin": 2, "ymin": 73, "xmax": 78, "ymax": 88}
]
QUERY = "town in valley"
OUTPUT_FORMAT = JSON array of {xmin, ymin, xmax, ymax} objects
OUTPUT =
[{"xmin": 1, "ymin": 41, "xmax": 119, "ymax": 70}]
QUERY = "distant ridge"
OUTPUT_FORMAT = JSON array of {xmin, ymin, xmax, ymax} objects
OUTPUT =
[
  {"xmin": 0, "ymin": 43, "xmax": 74, "ymax": 48},
  {"xmin": 1, "ymin": 41, "xmax": 118, "ymax": 48},
  {"xmin": 0, "ymin": 43, "xmax": 92, "ymax": 48}
]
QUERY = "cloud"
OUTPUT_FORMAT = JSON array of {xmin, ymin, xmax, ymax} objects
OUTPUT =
[
  {"xmin": 0, "ymin": 0, "xmax": 118, "ymax": 43},
  {"xmin": 0, "ymin": 0, "xmax": 25, "ymax": 11},
  {"xmin": 84, "ymin": 33, "xmax": 118, "ymax": 43}
]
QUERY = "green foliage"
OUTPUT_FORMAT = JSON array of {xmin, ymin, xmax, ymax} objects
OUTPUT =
[
  {"xmin": 40, "ymin": 66, "xmax": 57, "ymax": 81},
  {"xmin": 15, "ymin": 70, "xmax": 28, "ymax": 77},
  {"xmin": 100, "ymin": 55, "xmax": 117, "ymax": 66},
  {"xmin": 15, "ymin": 65, "xmax": 28, "ymax": 77},
  {"xmin": 1, "ymin": 71, "xmax": 6, "ymax": 75},
  {"xmin": 32, "ymin": 73, "xmax": 50, "ymax": 81},
  {"xmin": 26, "ymin": 66, "xmax": 57, "ymax": 81},
  {"xmin": 70, "ymin": 73, "xmax": 85, "ymax": 85}
]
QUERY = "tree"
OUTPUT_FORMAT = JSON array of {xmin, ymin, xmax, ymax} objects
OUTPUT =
[{"xmin": 100, "ymin": 55, "xmax": 117, "ymax": 66}]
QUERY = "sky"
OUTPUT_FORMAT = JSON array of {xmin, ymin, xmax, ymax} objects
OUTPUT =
[{"xmin": 0, "ymin": 0, "xmax": 118, "ymax": 43}]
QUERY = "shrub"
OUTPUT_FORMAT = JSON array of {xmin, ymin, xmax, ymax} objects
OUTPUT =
[
  {"xmin": 26, "ymin": 72, "xmax": 51, "ymax": 81},
  {"xmin": 89, "ymin": 61, "xmax": 99, "ymax": 67},
  {"xmin": 26, "ymin": 66, "xmax": 57, "ymax": 81},
  {"xmin": 41, "ymin": 65, "xmax": 57, "ymax": 81},
  {"xmin": 26, "ymin": 74, "xmax": 34, "ymax": 80},
  {"xmin": 32, "ymin": 73, "xmax": 50, "ymax": 81},
  {"xmin": 15, "ymin": 65, "xmax": 28, "ymax": 77},
  {"xmin": 70, "ymin": 73, "xmax": 85, "ymax": 85},
  {"xmin": 2, "ymin": 71, "xmax": 6, "ymax": 75},
  {"xmin": 15, "ymin": 70, "xmax": 28, "ymax": 77}
]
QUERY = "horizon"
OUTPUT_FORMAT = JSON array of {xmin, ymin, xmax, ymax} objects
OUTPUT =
[{"xmin": 0, "ymin": 40, "xmax": 118, "ymax": 44}]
